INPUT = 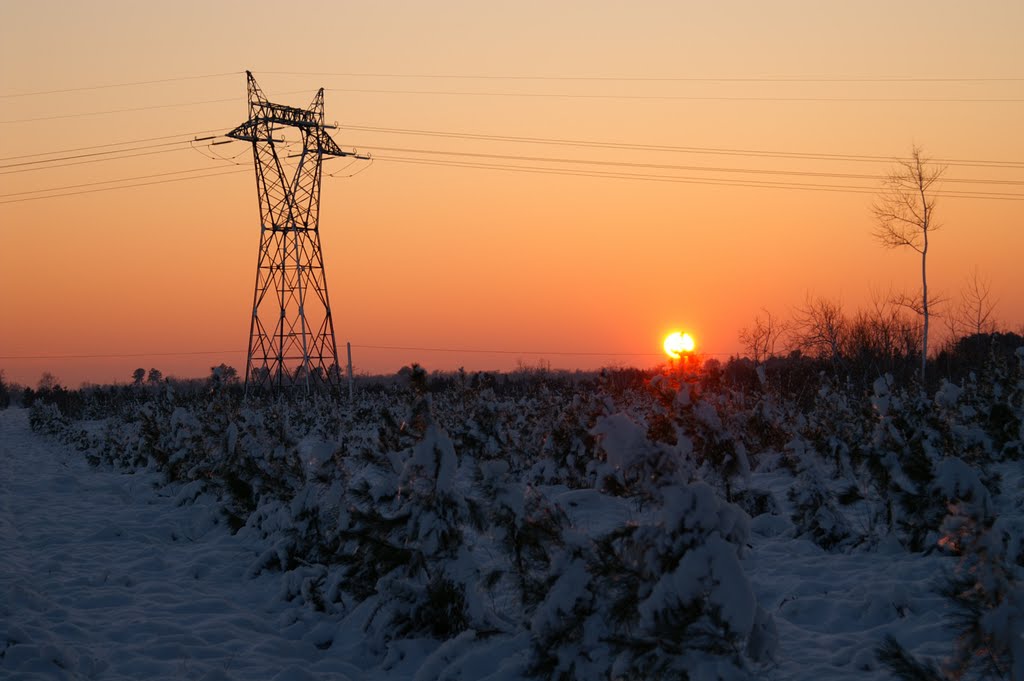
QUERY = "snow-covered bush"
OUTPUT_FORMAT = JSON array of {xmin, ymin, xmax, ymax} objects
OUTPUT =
[
  {"xmin": 28, "ymin": 401, "xmax": 69, "ymax": 436},
  {"xmin": 934, "ymin": 483, "xmax": 1021, "ymax": 680},
  {"xmin": 880, "ymin": 511, "xmax": 1023, "ymax": 681},
  {"xmin": 332, "ymin": 407, "xmax": 494, "ymax": 641},
  {"xmin": 29, "ymin": 351, "xmax": 1021, "ymax": 678},
  {"xmin": 786, "ymin": 436, "xmax": 862, "ymax": 551},
  {"xmin": 529, "ymin": 483, "xmax": 776, "ymax": 680},
  {"xmin": 591, "ymin": 411, "xmax": 693, "ymax": 501},
  {"xmin": 476, "ymin": 458, "xmax": 568, "ymax": 613}
]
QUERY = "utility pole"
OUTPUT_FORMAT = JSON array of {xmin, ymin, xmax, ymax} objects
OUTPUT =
[{"xmin": 227, "ymin": 71, "xmax": 363, "ymax": 392}]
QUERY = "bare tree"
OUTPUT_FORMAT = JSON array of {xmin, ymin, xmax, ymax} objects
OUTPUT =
[
  {"xmin": 37, "ymin": 371, "xmax": 59, "ymax": 391},
  {"xmin": 843, "ymin": 292, "xmax": 921, "ymax": 375},
  {"xmin": 739, "ymin": 309, "xmax": 787, "ymax": 364},
  {"xmin": 789, "ymin": 296, "xmax": 847, "ymax": 363},
  {"xmin": 872, "ymin": 145, "xmax": 945, "ymax": 381},
  {"xmin": 945, "ymin": 266, "xmax": 999, "ymax": 341}
]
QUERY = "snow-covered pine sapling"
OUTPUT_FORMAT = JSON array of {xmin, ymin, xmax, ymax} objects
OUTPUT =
[
  {"xmin": 876, "ymin": 635, "xmax": 944, "ymax": 681},
  {"xmin": 591, "ymin": 411, "xmax": 693, "ymax": 502},
  {"xmin": 341, "ymin": 417, "xmax": 484, "ymax": 641},
  {"xmin": 28, "ymin": 401, "xmax": 68, "ymax": 437},
  {"xmin": 526, "ymin": 551, "xmax": 599, "ymax": 681},
  {"xmin": 531, "ymin": 392, "xmax": 602, "ymax": 488},
  {"xmin": 529, "ymin": 482, "xmax": 776, "ymax": 680},
  {"xmin": 476, "ymin": 458, "xmax": 568, "ymax": 613},
  {"xmin": 786, "ymin": 436, "xmax": 860, "ymax": 551},
  {"xmin": 885, "ymin": 510, "xmax": 1022, "ymax": 680},
  {"xmin": 864, "ymin": 376, "xmax": 958, "ymax": 551},
  {"xmin": 936, "ymin": 513, "xmax": 1023, "ymax": 680},
  {"xmin": 660, "ymin": 378, "xmax": 750, "ymax": 503}
]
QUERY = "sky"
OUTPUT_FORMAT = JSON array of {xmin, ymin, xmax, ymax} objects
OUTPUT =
[{"xmin": 1, "ymin": 1, "xmax": 1022, "ymax": 387}]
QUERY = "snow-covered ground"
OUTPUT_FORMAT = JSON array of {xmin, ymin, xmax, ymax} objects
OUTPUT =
[
  {"xmin": 1, "ymin": 408, "xmax": 369, "ymax": 681},
  {"xmin": 1, "ymin": 398, "xmax": 1018, "ymax": 680},
  {"xmin": 743, "ymin": 489, "xmax": 955, "ymax": 678}
]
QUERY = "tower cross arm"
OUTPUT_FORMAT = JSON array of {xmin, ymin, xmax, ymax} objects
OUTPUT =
[
  {"xmin": 225, "ymin": 120, "xmax": 264, "ymax": 143},
  {"xmin": 316, "ymin": 131, "xmax": 350, "ymax": 157}
]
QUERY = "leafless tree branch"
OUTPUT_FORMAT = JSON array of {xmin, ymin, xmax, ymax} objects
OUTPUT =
[{"xmin": 872, "ymin": 145, "xmax": 946, "ymax": 382}]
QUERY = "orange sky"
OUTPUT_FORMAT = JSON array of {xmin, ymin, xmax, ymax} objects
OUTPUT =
[{"xmin": 2, "ymin": 1, "xmax": 1023, "ymax": 387}]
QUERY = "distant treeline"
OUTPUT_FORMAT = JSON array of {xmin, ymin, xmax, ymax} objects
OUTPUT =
[{"xmin": 4, "ymin": 331, "xmax": 1021, "ymax": 418}]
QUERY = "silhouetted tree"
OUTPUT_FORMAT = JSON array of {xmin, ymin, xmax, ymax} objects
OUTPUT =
[
  {"xmin": 873, "ymin": 145, "xmax": 945, "ymax": 382},
  {"xmin": 946, "ymin": 266, "xmax": 999, "ymax": 342},
  {"xmin": 37, "ymin": 371, "xmax": 59, "ymax": 391},
  {"xmin": 789, "ymin": 296, "xmax": 846, "ymax": 364},
  {"xmin": 146, "ymin": 368, "xmax": 163, "ymax": 385},
  {"xmin": 208, "ymin": 363, "xmax": 239, "ymax": 390},
  {"xmin": 842, "ymin": 294, "xmax": 920, "ymax": 379},
  {"xmin": 739, "ymin": 309, "xmax": 787, "ymax": 364},
  {"xmin": 132, "ymin": 368, "xmax": 146, "ymax": 386}
]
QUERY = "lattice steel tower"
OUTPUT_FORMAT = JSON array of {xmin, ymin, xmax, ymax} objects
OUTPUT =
[{"xmin": 227, "ymin": 71, "xmax": 353, "ymax": 392}]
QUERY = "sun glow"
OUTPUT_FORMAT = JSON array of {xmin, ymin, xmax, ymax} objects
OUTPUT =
[{"xmin": 663, "ymin": 332, "xmax": 696, "ymax": 359}]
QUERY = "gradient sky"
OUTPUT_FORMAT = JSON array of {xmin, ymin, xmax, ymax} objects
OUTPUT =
[{"xmin": 2, "ymin": 1, "xmax": 1022, "ymax": 387}]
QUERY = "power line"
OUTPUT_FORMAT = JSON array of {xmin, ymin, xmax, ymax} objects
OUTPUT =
[
  {"xmin": 0, "ymin": 350, "xmax": 242, "ymax": 360},
  {"xmin": 327, "ymin": 87, "xmax": 1024, "ymax": 104},
  {"xmin": 3, "ymin": 150, "xmax": 1018, "ymax": 204},
  {"xmin": 0, "ymin": 345, "xmax": 695, "ymax": 361},
  {"xmin": 0, "ymin": 146, "xmax": 196, "ymax": 176},
  {"xmin": 373, "ymin": 155, "xmax": 1024, "ymax": 200},
  {"xmin": 0, "ymin": 140, "xmax": 366, "ymax": 204},
  {"xmin": 264, "ymin": 70, "xmax": 1024, "ymax": 83},
  {"xmin": 0, "ymin": 72, "xmax": 242, "ymax": 98},
  {"xmin": 353, "ymin": 144, "xmax": 1024, "ymax": 186},
  {"xmin": 0, "ymin": 90, "xmax": 306, "ymax": 124},
  {"xmin": 0, "ymin": 135, "xmax": 242, "ymax": 175},
  {"xmin": 361, "ymin": 145, "xmax": 879, "ymax": 180},
  {"xmin": 353, "ymin": 344, "xmax": 667, "ymax": 357},
  {"xmin": 6, "ymin": 122, "xmax": 1021, "ymax": 176},
  {"xmin": 0, "ymin": 165, "xmax": 246, "ymax": 199},
  {"xmin": 0, "ymin": 167, "xmax": 247, "ymax": 205},
  {"xmin": 0, "ymin": 97, "xmax": 238, "ymax": 124},
  {"xmin": 0, "ymin": 140, "xmax": 196, "ymax": 170},
  {"xmin": 0, "ymin": 129, "xmax": 225, "ymax": 161},
  {"xmin": 19, "ymin": 69, "xmax": 1017, "ymax": 104},
  {"xmin": 339, "ymin": 124, "xmax": 1024, "ymax": 169},
  {"xmin": 375, "ymin": 154, "xmax": 880, "ymax": 193},
  {"xmin": 5, "ymin": 119, "xmax": 1022, "ymax": 204}
]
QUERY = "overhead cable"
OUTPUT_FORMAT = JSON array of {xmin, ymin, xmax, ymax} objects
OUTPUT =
[
  {"xmin": 0, "ymin": 349, "xmax": 243, "ymax": 360},
  {"xmin": 0, "ymin": 140, "xmax": 198, "ymax": 170},
  {"xmin": 0, "ymin": 129, "xmax": 226, "ymax": 161},
  {"xmin": 0, "ymin": 165, "xmax": 248, "ymax": 199},
  {"xmin": 0, "ymin": 168, "xmax": 247, "ymax": 204},
  {"xmin": 350, "ymin": 145, "xmax": 1024, "ymax": 186},
  {"xmin": 263, "ymin": 70, "xmax": 1024, "ymax": 84},
  {"xmin": 327, "ymin": 87, "xmax": 1024, "ymax": 104},
  {"xmin": 339, "ymin": 124, "xmax": 1024, "ymax": 169},
  {"xmin": 0, "ymin": 71, "xmax": 242, "ymax": 98},
  {"xmin": 0, "ymin": 147, "xmax": 196, "ymax": 175},
  {"xmin": 0, "ymin": 90, "xmax": 307, "ymax": 124},
  {"xmin": 0, "ymin": 344, "xmax": 702, "ymax": 361},
  {"xmin": 373, "ymin": 155, "xmax": 1024, "ymax": 200}
]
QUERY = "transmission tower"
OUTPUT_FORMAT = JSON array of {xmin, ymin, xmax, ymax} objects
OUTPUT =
[{"xmin": 227, "ymin": 71, "xmax": 355, "ymax": 392}]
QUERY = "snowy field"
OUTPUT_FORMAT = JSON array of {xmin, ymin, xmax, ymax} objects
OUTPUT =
[
  {"xmin": 2, "ymin": 408, "xmax": 377, "ymax": 680},
  {"xmin": 2, "ymin": 360, "xmax": 1022, "ymax": 680}
]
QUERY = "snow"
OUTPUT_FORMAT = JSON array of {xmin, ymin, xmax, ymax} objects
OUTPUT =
[
  {"xmin": 743, "ymin": 524, "xmax": 955, "ymax": 678},
  {"xmin": 4, "ymin": 352, "xmax": 1022, "ymax": 681},
  {"xmin": 0, "ymin": 408, "xmax": 362, "ymax": 680},
  {"xmin": 592, "ymin": 412, "xmax": 647, "ymax": 471}
]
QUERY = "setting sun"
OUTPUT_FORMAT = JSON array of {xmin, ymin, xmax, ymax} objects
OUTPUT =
[{"xmin": 663, "ymin": 332, "xmax": 696, "ymax": 359}]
